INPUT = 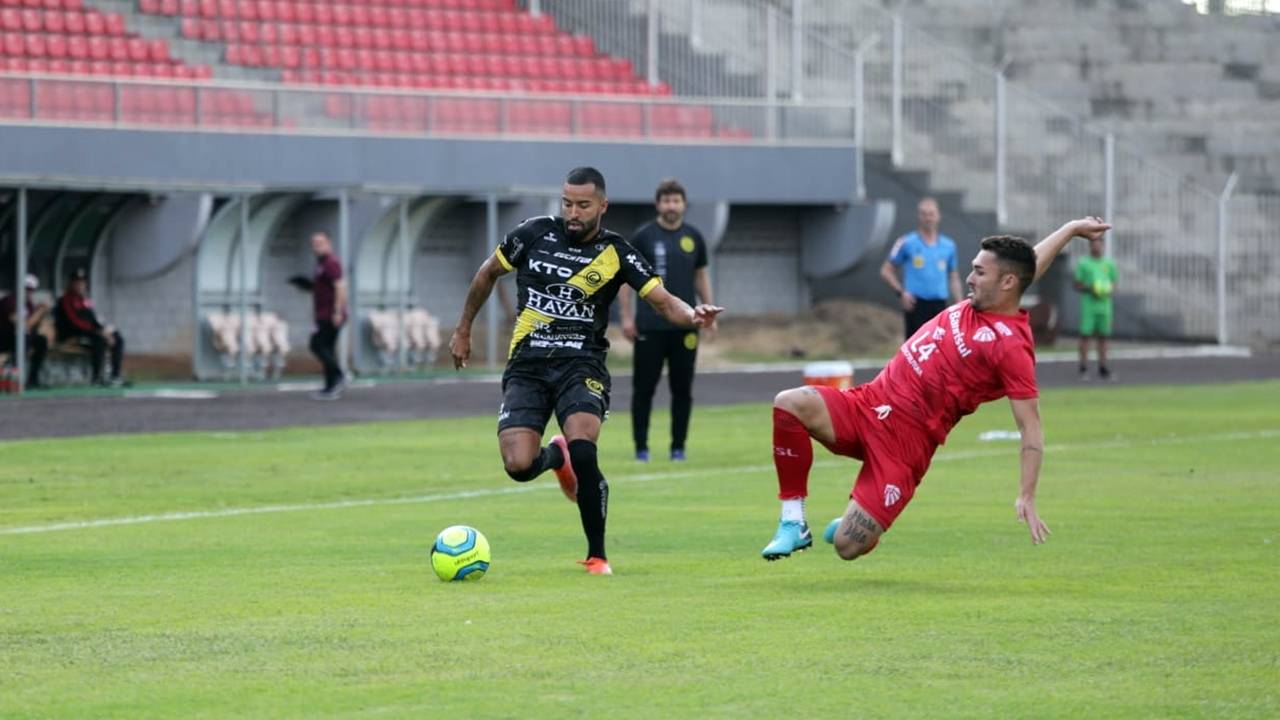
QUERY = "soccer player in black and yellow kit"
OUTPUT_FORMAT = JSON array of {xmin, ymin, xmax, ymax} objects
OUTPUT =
[{"xmin": 449, "ymin": 167, "xmax": 723, "ymax": 575}]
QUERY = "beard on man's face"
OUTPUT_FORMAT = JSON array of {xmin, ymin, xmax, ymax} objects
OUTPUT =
[{"xmin": 566, "ymin": 216, "xmax": 596, "ymax": 242}]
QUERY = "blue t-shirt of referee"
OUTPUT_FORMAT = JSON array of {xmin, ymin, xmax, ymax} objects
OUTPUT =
[{"xmin": 888, "ymin": 231, "xmax": 957, "ymax": 301}]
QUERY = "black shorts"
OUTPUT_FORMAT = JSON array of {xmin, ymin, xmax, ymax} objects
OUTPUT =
[{"xmin": 497, "ymin": 355, "xmax": 611, "ymax": 434}]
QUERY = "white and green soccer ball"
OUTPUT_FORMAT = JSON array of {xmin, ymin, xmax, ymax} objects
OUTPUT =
[{"xmin": 430, "ymin": 525, "xmax": 491, "ymax": 582}]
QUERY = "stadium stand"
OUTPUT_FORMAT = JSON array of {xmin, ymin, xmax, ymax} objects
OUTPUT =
[
  {"xmin": 122, "ymin": 0, "xmax": 733, "ymax": 138},
  {"xmin": 0, "ymin": 0, "xmax": 292, "ymax": 126},
  {"xmin": 0, "ymin": 0, "xmax": 737, "ymax": 138}
]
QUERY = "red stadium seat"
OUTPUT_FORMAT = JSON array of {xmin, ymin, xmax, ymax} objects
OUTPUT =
[
  {"xmin": 46, "ymin": 33, "xmax": 67, "ymax": 58},
  {"xmin": 127, "ymin": 38, "xmax": 148, "ymax": 62},
  {"xmin": 24, "ymin": 34, "xmax": 45, "ymax": 58},
  {"xmin": 66, "ymin": 34, "xmax": 87, "ymax": 58},
  {"xmin": 107, "ymin": 36, "xmax": 127, "ymax": 61},
  {"xmin": 82, "ymin": 10, "xmax": 102, "ymax": 34},
  {"xmin": 148, "ymin": 39, "xmax": 169, "ymax": 62},
  {"xmin": 62, "ymin": 10, "xmax": 82, "ymax": 32}
]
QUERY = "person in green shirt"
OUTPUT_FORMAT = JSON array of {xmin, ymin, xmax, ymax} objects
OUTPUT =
[{"xmin": 1073, "ymin": 235, "xmax": 1118, "ymax": 380}]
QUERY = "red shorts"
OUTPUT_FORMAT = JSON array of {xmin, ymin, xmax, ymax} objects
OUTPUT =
[{"xmin": 814, "ymin": 385, "xmax": 938, "ymax": 530}]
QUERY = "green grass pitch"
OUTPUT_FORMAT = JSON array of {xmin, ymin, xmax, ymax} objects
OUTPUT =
[{"xmin": 2, "ymin": 381, "xmax": 1278, "ymax": 718}]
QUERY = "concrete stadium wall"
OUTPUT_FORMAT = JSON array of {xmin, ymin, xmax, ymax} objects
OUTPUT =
[{"xmin": 0, "ymin": 127, "xmax": 858, "ymax": 205}]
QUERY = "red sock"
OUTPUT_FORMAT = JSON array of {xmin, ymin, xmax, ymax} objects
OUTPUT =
[{"xmin": 773, "ymin": 407, "xmax": 813, "ymax": 500}]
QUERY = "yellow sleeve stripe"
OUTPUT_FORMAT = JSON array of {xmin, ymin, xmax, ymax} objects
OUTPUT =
[
  {"xmin": 494, "ymin": 247, "xmax": 514, "ymax": 272},
  {"xmin": 638, "ymin": 277, "xmax": 662, "ymax": 299}
]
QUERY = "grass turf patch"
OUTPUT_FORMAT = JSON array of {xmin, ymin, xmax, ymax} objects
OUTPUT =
[{"xmin": 2, "ymin": 381, "xmax": 1277, "ymax": 718}]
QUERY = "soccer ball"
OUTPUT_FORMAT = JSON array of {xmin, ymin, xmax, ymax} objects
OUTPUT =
[{"xmin": 430, "ymin": 525, "xmax": 491, "ymax": 582}]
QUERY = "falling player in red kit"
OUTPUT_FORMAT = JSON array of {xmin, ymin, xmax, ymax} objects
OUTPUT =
[{"xmin": 761, "ymin": 217, "xmax": 1111, "ymax": 561}]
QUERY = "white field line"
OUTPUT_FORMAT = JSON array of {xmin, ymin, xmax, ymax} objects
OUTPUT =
[{"xmin": 2, "ymin": 428, "xmax": 1276, "ymax": 537}]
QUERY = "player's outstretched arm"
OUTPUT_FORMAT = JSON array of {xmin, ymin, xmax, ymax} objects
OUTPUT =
[
  {"xmin": 1032, "ymin": 217, "xmax": 1111, "ymax": 284},
  {"xmin": 449, "ymin": 254, "xmax": 508, "ymax": 369},
  {"xmin": 1009, "ymin": 397, "xmax": 1051, "ymax": 544},
  {"xmin": 642, "ymin": 284, "xmax": 723, "ymax": 329}
]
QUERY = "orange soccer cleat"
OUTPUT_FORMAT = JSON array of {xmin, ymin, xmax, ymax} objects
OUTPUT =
[
  {"xmin": 549, "ymin": 435, "xmax": 577, "ymax": 503},
  {"xmin": 579, "ymin": 557, "xmax": 613, "ymax": 575}
]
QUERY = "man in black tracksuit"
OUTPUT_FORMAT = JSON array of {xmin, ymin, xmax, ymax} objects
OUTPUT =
[{"xmin": 620, "ymin": 179, "xmax": 716, "ymax": 463}]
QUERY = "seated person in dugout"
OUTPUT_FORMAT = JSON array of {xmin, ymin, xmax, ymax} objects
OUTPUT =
[
  {"xmin": 0, "ymin": 274, "xmax": 50, "ymax": 389},
  {"xmin": 55, "ymin": 268, "xmax": 127, "ymax": 387}
]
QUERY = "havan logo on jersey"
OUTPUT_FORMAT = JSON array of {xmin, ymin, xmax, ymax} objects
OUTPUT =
[{"xmin": 525, "ymin": 285, "xmax": 596, "ymax": 321}]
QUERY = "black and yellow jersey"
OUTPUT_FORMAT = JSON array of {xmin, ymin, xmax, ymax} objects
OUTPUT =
[{"xmin": 495, "ymin": 216, "xmax": 662, "ymax": 361}]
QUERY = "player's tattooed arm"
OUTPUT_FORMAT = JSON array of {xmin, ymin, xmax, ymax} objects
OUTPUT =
[{"xmin": 450, "ymin": 254, "xmax": 508, "ymax": 369}]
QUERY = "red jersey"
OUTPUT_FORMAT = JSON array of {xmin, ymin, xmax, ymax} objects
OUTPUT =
[
  {"xmin": 312, "ymin": 253, "xmax": 344, "ymax": 323},
  {"xmin": 867, "ymin": 299, "xmax": 1038, "ymax": 445}
]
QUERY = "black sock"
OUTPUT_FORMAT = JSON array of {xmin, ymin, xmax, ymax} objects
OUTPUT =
[
  {"xmin": 568, "ymin": 439, "xmax": 608, "ymax": 560},
  {"xmin": 545, "ymin": 441, "xmax": 564, "ymax": 470},
  {"xmin": 506, "ymin": 444, "xmax": 563, "ymax": 483}
]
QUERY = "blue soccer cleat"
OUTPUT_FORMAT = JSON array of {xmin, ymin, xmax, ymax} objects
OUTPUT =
[
  {"xmin": 823, "ymin": 517, "xmax": 842, "ymax": 544},
  {"xmin": 669, "ymin": 448, "xmax": 686, "ymax": 462},
  {"xmin": 635, "ymin": 449, "xmax": 650, "ymax": 463},
  {"xmin": 761, "ymin": 520, "xmax": 813, "ymax": 560}
]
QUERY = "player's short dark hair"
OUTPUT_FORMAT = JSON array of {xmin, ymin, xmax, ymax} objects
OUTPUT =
[
  {"xmin": 566, "ymin": 167, "xmax": 606, "ymax": 196},
  {"xmin": 980, "ymin": 235, "xmax": 1036, "ymax": 292},
  {"xmin": 654, "ymin": 178, "xmax": 686, "ymax": 203}
]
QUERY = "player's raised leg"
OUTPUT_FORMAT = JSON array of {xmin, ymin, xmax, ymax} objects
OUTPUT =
[
  {"xmin": 499, "ymin": 428, "xmax": 569, "ymax": 486},
  {"xmin": 822, "ymin": 498, "xmax": 884, "ymax": 561},
  {"xmin": 762, "ymin": 386, "xmax": 838, "ymax": 560}
]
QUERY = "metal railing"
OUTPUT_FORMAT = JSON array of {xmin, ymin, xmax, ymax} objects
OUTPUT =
[
  {"xmin": 1182, "ymin": 0, "xmax": 1280, "ymax": 15},
  {"xmin": 0, "ymin": 72, "xmax": 860, "ymax": 146}
]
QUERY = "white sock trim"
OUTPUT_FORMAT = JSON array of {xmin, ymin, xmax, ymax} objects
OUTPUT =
[{"xmin": 780, "ymin": 498, "xmax": 806, "ymax": 523}]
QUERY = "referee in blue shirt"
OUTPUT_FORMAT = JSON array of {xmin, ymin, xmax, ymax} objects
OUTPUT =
[{"xmin": 879, "ymin": 197, "xmax": 962, "ymax": 338}]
